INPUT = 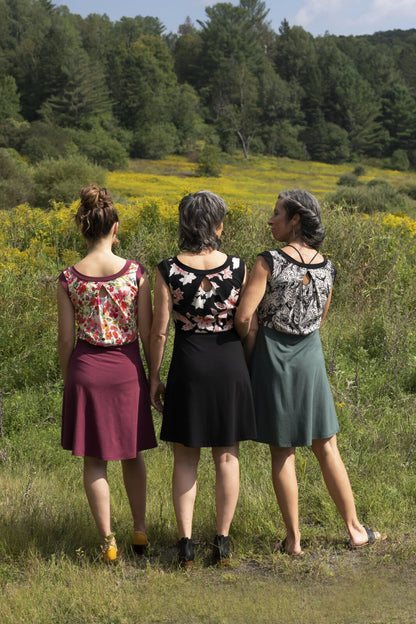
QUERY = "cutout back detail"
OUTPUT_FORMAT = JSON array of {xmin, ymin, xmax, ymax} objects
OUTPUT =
[{"xmin": 201, "ymin": 277, "xmax": 213, "ymax": 292}]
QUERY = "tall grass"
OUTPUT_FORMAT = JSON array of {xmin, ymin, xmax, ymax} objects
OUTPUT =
[{"xmin": 1, "ymin": 155, "xmax": 416, "ymax": 622}]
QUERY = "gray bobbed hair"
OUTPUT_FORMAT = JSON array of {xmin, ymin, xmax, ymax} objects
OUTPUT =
[{"xmin": 178, "ymin": 190, "xmax": 228, "ymax": 253}]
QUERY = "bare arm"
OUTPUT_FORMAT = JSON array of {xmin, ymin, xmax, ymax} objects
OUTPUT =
[
  {"xmin": 320, "ymin": 288, "xmax": 333, "ymax": 327},
  {"xmin": 149, "ymin": 269, "xmax": 172, "ymax": 412},
  {"xmin": 137, "ymin": 273, "xmax": 153, "ymax": 370},
  {"xmin": 234, "ymin": 255, "xmax": 270, "ymax": 343},
  {"xmin": 57, "ymin": 282, "xmax": 75, "ymax": 384}
]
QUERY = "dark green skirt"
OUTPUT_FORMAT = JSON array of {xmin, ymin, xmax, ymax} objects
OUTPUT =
[{"xmin": 251, "ymin": 326, "xmax": 339, "ymax": 447}]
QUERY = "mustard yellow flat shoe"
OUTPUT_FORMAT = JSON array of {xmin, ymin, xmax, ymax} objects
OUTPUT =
[
  {"xmin": 102, "ymin": 534, "xmax": 118, "ymax": 563},
  {"xmin": 132, "ymin": 531, "xmax": 149, "ymax": 555}
]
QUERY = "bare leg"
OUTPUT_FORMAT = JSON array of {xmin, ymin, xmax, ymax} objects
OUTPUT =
[
  {"xmin": 172, "ymin": 443, "xmax": 200, "ymax": 539},
  {"xmin": 212, "ymin": 444, "xmax": 240, "ymax": 536},
  {"xmin": 312, "ymin": 435, "xmax": 379, "ymax": 546},
  {"xmin": 121, "ymin": 452, "xmax": 147, "ymax": 534},
  {"xmin": 83, "ymin": 456, "xmax": 113, "ymax": 546},
  {"xmin": 270, "ymin": 446, "xmax": 303, "ymax": 554}
]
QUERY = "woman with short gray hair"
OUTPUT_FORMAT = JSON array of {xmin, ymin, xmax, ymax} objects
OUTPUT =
[{"xmin": 150, "ymin": 191, "xmax": 256, "ymax": 567}]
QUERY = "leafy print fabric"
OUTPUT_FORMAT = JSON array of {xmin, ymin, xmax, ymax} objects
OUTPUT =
[{"xmin": 257, "ymin": 250, "xmax": 336, "ymax": 335}]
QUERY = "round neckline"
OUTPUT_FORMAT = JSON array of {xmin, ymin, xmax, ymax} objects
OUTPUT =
[
  {"xmin": 277, "ymin": 248, "xmax": 327, "ymax": 268},
  {"xmin": 173, "ymin": 255, "xmax": 230, "ymax": 274},
  {"xmin": 71, "ymin": 259, "xmax": 131, "ymax": 281}
]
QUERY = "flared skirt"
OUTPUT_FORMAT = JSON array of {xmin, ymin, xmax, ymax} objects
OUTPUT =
[
  {"xmin": 161, "ymin": 329, "xmax": 257, "ymax": 447},
  {"xmin": 250, "ymin": 326, "xmax": 339, "ymax": 447},
  {"xmin": 61, "ymin": 339, "xmax": 157, "ymax": 460}
]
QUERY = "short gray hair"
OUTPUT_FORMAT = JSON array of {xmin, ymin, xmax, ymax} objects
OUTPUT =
[
  {"xmin": 278, "ymin": 189, "xmax": 326, "ymax": 250},
  {"xmin": 178, "ymin": 191, "xmax": 228, "ymax": 252}
]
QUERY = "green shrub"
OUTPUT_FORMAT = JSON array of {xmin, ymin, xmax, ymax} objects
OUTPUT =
[
  {"xmin": 20, "ymin": 122, "xmax": 74, "ymax": 163},
  {"xmin": 367, "ymin": 177, "xmax": 394, "ymax": 190},
  {"xmin": 0, "ymin": 148, "xmax": 34, "ymax": 209},
  {"xmin": 326, "ymin": 181, "xmax": 412, "ymax": 214},
  {"xmin": 196, "ymin": 144, "xmax": 222, "ymax": 177},
  {"xmin": 33, "ymin": 155, "xmax": 106, "ymax": 208},
  {"xmin": 397, "ymin": 182, "xmax": 416, "ymax": 200},
  {"xmin": 337, "ymin": 173, "xmax": 358, "ymax": 187},
  {"xmin": 72, "ymin": 128, "xmax": 129, "ymax": 170},
  {"xmin": 132, "ymin": 123, "xmax": 179, "ymax": 159},
  {"xmin": 391, "ymin": 148, "xmax": 410, "ymax": 171},
  {"xmin": 353, "ymin": 164, "xmax": 366, "ymax": 177}
]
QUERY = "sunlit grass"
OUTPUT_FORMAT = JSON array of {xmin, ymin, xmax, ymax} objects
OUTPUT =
[
  {"xmin": 109, "ymin": 155, "xmax": 414, "ymax": 210},
  {"xmin": 1, "ymin": 154, "xmax": 416, "ymax": 622}
]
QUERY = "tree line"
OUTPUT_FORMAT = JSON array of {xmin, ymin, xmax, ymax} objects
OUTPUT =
[{"xmin": 1, "ymin": 0, "xmax": 416, "ymax": 173}]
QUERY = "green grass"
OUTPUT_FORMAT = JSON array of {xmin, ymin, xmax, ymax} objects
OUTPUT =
[
  {"xmin": 1, "ymin": 427, "xmax": 415, "ymax": 623},
  {"xmin": 1, "ymin": 154, "xmax": 416, "ymax": 622}
]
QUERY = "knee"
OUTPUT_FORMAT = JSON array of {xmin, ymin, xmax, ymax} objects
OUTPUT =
[
  {"xmin": 312, "ymin": 436, "xmax": 338, "ymax": 462},
  {"xmin": 84, "ymin": 456, "xmax": 106, "ymax": 468},
  {"xmin": 212, "ymin": 446, "xmax": 239, "ymax": 468}
]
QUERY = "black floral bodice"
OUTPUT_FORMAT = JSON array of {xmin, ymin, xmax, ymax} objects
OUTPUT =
[
  {"xmin": 158, "ymin": 255, "xmax": 246, "ymax": 333},
  {"xmin": 257, "ymin": 249, "xmax": 336, "ymax": 335}
]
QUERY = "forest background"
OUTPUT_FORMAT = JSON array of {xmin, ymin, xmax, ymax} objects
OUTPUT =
[
  {"xmin": 2, "ymin": 0, "xmax": 416, "ymax": 209},
  {"xmin": 1, "ymin": 0, "xmax": 416, "ymax": 622}
]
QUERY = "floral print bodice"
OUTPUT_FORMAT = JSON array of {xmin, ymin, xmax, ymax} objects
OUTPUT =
[
  {"xmin": 257, "ymin": 249, "xmax": 336, "ymax": 335},
  {"xmin": 59, "ymin": 260, "xmax": 145, "ymax": 346},
  {"xmin": 158, "ymin": 255, "xmax": 246, "ymax": 333}
]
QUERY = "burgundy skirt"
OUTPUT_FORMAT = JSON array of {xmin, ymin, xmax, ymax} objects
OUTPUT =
[{"xmin": 61, "ymin": 339, "xmax": 157, "ymax": 460}]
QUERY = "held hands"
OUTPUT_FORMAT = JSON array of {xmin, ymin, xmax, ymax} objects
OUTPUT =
[{"xmin": 150, "ymin": 379, "xmax": 165, "ymax": 413}]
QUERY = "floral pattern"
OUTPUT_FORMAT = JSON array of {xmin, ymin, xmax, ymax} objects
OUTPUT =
[
  {"xmin": 158, "ymin": 256, "xmax": 245, "ymax": 333},
  {"xmin": 59, "ymin": 260, "xmax": 145, "ymax": 346},
  {"xmin": 257, "ymin": 249, "xmax": 336, "ymax": 335}
]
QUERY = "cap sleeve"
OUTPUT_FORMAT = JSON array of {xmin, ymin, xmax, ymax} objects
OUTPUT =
[
  {"xmin": 157, "ymin": 258, "xmax": 172, "ymax": 285},
  {"xmin": 58, "ymin": 270, "xmax": 69, "ymax": 293},
  {"xmin": 135, "ymin": 262, "xmax": 146, "ymax": 282},
  {"xmin": 258, "ymin": 251, "xmax": 273, "ymax": 273}
]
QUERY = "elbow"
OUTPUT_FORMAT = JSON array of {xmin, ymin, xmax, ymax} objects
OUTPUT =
[
  {"xmin": 234, "ymin": 312, "xmax": 250, "ymax": 335},
  {"xmin": 58, "ymin": 334, "xmax": 74, "ymax": 353}
]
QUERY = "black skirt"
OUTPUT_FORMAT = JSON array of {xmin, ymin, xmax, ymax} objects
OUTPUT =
[{"xmin": 160, "ymin": 329, "xmax": 256, "ymax": 447}]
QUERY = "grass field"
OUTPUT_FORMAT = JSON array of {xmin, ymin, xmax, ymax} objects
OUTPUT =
[{"xmin": 1, "ymin": 154, "xmax": 416, "ymax": 623}]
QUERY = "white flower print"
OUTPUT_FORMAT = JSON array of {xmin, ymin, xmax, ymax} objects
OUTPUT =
[
  {"xmin": 180, "ymin": 272, "xmax": 197, "ymax": 285},
  {"xmin": 193, "ymin": 294, "xmax": 206, "ymax": 309},
  {"xmin": 160, "ymin": 256, "xmax": 246, "ymax": 334}
]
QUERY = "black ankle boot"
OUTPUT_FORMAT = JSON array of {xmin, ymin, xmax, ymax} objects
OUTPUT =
[
  {"xmin": 177, "ymin": 537, "xmax": 194, "ymax": 568},
  {"xmin": 212, "ymin": 534, "xmax": 230, "ymax": 565}
]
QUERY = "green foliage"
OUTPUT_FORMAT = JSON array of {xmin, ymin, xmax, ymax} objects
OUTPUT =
[
  {"xmin": 20, "ymin": 121, "xmax": 75, "ymax": 163},
  {"xmin": 33, "ymin": 154, "xmax": 106, "ymax": 208},
  {"xmin": 326, "ymin": 179, "xmax": 413, "ymax": 213},
  {"xmin": 132, "ymin": 123, "xmax": 179, "ymax": 160},
  {"xmin": 398, "ymin": 181, "xmax": 416, "ymax": 199},
  {"xmin": 196, "ymin": 144, "xmax": 222, "ymax": 177},
  {"xmin": 0, "ymin": 75, "xmax": 21, "ymax": 121},
  {"xmin": 1, "ymin": 0, "xmax": 416, "ymax": 168},
  {"xmin": 0, "ymin": 148, "xmax": 34, "ymax": 208},
  {"xmin": 353, "ymin": 164, "xmax": 366, "ymax": 176},
  {"xmin": 391, "ymin": 148, "xmax": 410, "ymax": 171},
  {"xmin": 1, "ymin": 159, "xmax": 416, "ymax": 618},
  {"xmin": 336, "ymin": 173, "xmax": 358, "ymax": 187},
  {"xmin": 71, "ymin": 127, "xmax": 129, "ymax": 170}
]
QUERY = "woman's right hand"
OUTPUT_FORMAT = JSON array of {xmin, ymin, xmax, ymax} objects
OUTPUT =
[{"xmin": 150, "ymin": 379, "xmax": 165, "ymax": 413}]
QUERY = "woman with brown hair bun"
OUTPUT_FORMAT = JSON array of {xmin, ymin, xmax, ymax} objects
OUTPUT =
[{"xmin": 57, "ymin": 184, "xmax": 157, "ymax": 563}]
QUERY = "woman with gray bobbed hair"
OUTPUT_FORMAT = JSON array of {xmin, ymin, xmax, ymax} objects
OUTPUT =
[
  {"xmin": 150, "ymin": 191, "xmax": 256, "ymax": 567},
  {"xmin": 235, "ymin": 190, "xmax": 385, "ymax": 554}
]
